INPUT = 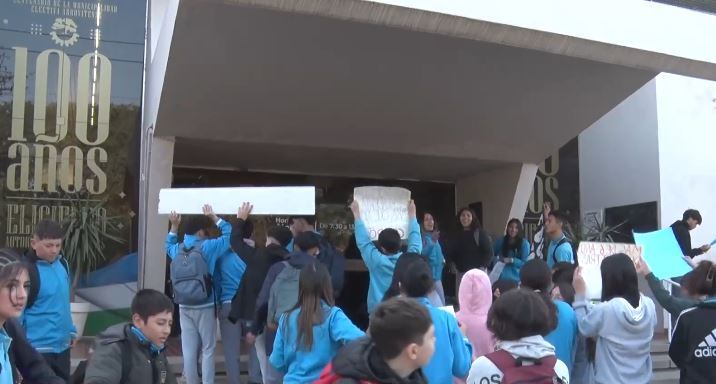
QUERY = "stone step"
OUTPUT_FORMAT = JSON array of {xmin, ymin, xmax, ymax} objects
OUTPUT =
[{"xmin": 651, "ymin": 368, "xmax": 680, "ymax": 384}]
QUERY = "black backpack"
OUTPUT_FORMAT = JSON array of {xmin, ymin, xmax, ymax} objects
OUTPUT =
[
  {"xmin": 551, "ymin": 238, "xmax": 579, "ymax": 266},
  {"xmin": 22, "ymin": 251, "xmax": 70, "ymax": 309},
  {"xmin": 70, "ymin": 339, "xmax": 131, "ymax": 384}
]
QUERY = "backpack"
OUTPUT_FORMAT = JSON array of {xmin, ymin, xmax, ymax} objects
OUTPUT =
[
  {"xmin": 550, "ymin": 238, "xmax": 579, "ymax": 266},
  {"xmin": 267, "ymin": 261, "xmax": 301, "ymax": 325},
  {"xmin": 70, "ymin": 339, "xmax": 132, "ymax": 384},
  {"xmin": 315, "ymin": 363, "xmax": 376, "ymax": 384},
  {"xmin": 22, "ymin": 251, "xmax": 70, "ymax": 310},
  {"xmin": 486, "ymin": 349, "xmax": 564, "ymax": 384},
  {"xmin": 170, "ymin": 242, "xmax": 214, "ymax": 306}
]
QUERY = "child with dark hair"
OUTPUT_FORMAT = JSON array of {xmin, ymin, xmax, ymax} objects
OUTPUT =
[
  {"xmin": 492, "ymin": 279, "xmax": 518, "ymax": 302},
  {"xmin": 421, "ymin": 212, "xmax": 446, "ymax": 305},
  {"xmin": 399, "ymin": 258, "xmax": 472, "ymax": 382},
  {"xmin": 20, "ymin": 219, "xmax": 77, "ymax": 381},
  {"xmin": 350, "ymin": 199, "xmax": 422, "ymax": 314},
  {"xmin": 668, "ymin": 260, "xmax": 716, "ymax": 383},
  {"xmin": 382, "ymin": 252, "xmax": 442, "ymax": 307},
  {"xmin": 467, "ymin": 289, "xmax": 570, "ymax": 384},
  {"xmin": 166, "ymin": 205, "xmax": 231, "ymax": 384},
  {"xmin": 520, "ymin": 259, "xmax": 577, "ymax": 374},
  {"xmin": 269, "ymin": 264, "xmax": 363, "ymax": 382},
  {"xmin": 573, "ymin": 254, "xmax": 656, "ymax": 384},
  {"xmin": 542, "ymin": 203, "xmax": 574, "ymax": 268},
  {"xmin": 0, "ymin": 248, "xmax": 64, "ymax": 384},
  {"xmin": 493, "ymin": 218, "xmax": 530, "ymax": 283},
  {"xmin": 446, "ymin": 208, "xmax": 494, "ymax": 292},
  {"xmin": 636, "ymin": 255, "xmax": 707, "ymax": 317},
  {"xmin": 552, "ymin": 262, "xmax": 577, "ymax": 285},
  {"xmin": 84, "ymin": 289, "xmax": 177, "ymax": 384},
  {"xmin": 551, "ymin": 282, "xmax": 576, "ymax": 306},
  {"xmin": 317, "ymin": 297, "xmax": 435, "ymax": 384}
]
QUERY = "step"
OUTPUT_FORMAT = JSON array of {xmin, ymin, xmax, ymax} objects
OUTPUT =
[{"xmin": 651, "ymin": 368, "xmax": 680, "ymax": 383}]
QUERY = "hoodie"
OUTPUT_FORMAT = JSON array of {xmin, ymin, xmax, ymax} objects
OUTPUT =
[
  {"xmin": 165, "ymin": 218, "xmax": 232, "ymax": 308},
  {"xmin": 84, "ymin": 323, "xmax": 177, "ymax": 384},
  {"xmin": 544, "ymin": 300, "xmax": 578, "ymax": 374},
  {"xmin": 668, "ymin": 297, "xmax": 716, "ymax": 384},
  {"xmin": 355, "ymin": 218, "xmax": 423, "ymax": 314},
  {"xmin": 573, "ymin": 294, "xmax": 656, "ymax": 384},
  {"xmin": 456, "ymin": 269, "xmax": 495, "ymax": 358},
  {"xmin": 316, "ymin": 337, "xmax": 428, "ymax": 384},
  {"xmin": 269, "ymin": 303, "xmax": 364, "ymax": 383},
  {"xmin": 421, "ymin": 232, "xmax": 444, "ymax": 282},
  {"xmin": 466, "ymin": 335, "xmax": 570, "ymax": 384},
  {"xmin": 416, "ymin": 297, "xmax": 473, "ymax": 383}
]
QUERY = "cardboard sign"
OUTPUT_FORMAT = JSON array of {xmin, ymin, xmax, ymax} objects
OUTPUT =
[
  {"xmin": 353, "ymin": 186, "xmax": 411, "ymax": 240},
  {"xmin": 634, "ymin": 228, "xmax": 693, "ymax": 280},
  {"xmin": 158, "ymin": 187, "xmax": 316, "ymax": 215},
  {"xmin": 576, "ymin": 242, "xmax": 643, "ymax": 300}
]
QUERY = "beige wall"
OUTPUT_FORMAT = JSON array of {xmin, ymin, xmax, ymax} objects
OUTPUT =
[
  {"xmin": 139, "ymin": 135, "xmax": 175, "ymax": 291},
  {"xmin": 456, "ymin": 163, "xmax": 538, "ymax": 237}
]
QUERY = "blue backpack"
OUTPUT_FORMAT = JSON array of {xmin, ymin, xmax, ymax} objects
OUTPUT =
[{"xmin": 170, "ymin": 242, "xmax": 213, "ymax": 306}]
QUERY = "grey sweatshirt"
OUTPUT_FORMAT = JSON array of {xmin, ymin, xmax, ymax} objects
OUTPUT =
[{"xmin": 573, "ymin": 294, "xmax": 657, "ymax": 384}]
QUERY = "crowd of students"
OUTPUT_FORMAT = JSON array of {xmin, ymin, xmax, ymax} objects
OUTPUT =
[{"xmin": 0, "ymin": 205, "xmax": 713, "ymax": 384}]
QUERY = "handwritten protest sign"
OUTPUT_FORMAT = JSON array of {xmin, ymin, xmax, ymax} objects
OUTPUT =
[
  {"xmin": 353, "ymin": 186, "xmax": 411, "ymax": 241},
  {"xmin": 158, "ymin": 187, "xmax": 315, "ymax": 215},
  {"xmin": 634, "ymin": 228, "xmax": 693, "ymax": 280},
  {"xmin": 577, "ymin": 242, "xmax": 643, "ymax": 300}
]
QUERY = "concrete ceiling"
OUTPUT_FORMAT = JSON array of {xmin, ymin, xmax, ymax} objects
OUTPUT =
[{"xmin": 156, "ymin": 0, "xmax": 657, "ymax": 180}]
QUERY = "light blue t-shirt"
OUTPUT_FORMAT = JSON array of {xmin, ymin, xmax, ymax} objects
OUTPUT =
[
  {"xmin": 545, "ymin": 300, "xmax": 578, "ymax": 374},
  {"xmin": 547, "ymin": 234, "xmax": 574, "ymax": 269},
  {"xmin": 0, "ymin": 328, "xmax": 13, "ymax": 384}
]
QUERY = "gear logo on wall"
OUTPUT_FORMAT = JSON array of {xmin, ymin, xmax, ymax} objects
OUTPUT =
[{"xmin": 50, "ymin": 18, "xmax": 79, "ymax": 47}]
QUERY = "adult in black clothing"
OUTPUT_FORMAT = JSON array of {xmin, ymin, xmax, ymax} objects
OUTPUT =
[
  {"xmin": 671, "ymin": 209, "xmax": 710, "ymax": 258},
  {"xmin": 289, "ymin": 215, "xmax": 346, "ymax": 297},
  {"xmin": 228, "ymin": 203, "xmax": 293, "ymax": 326},
  {"xmin": 446, "ymin": 208, "xmax": 493, "ymax": 294}
]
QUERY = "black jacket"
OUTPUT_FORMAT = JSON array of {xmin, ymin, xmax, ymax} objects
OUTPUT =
[
  {"xmin": 316, "ymin": 234, "xmax": 346, "ymax": 298},
  {"xmin": 228, "ymin": 219, "xmax": 289, "ymax": 324},
  {"xmin": 324, "ymin": 337, "xmax": 428, "ymax": 384},
  {"xmin": 3, "ymin": 318, "xmax": 64, "ymax": 384},
  {"xmin": 447, "ymin": 229, "xmax": 494, "ymax": 272},
  {"xmin": 669, "ymin": 298, "xmax": 716, "ymax": 384},
  {"xmin": 671, "ymin": 220, "xmax": 704, "ymax": 258}
]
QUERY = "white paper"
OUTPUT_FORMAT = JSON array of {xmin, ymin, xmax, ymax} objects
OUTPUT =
[
  {"xmin": 353, "ymin": 186, "xmax": 411, "ymax": 240},
  {"xmin": 158, "ymin": 187, "xmax": 315, "ymax": 215},
  {"xmin": 489, "ymin": 261, "xmax": 506, "ymax": 284},
  {"xmin": 577, "ymin": 242, "xmax": 643, "ymax": 300},
  {"xmin": 438, "ymin": 305, "xmax": 456, "ymax": 317}
]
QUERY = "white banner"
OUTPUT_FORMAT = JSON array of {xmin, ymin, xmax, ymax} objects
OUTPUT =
[
  {"xmin": 353, "ymin": 186, "xmax": 411, "ymax": 240},
  {"xmin": 577, "ymin": 242, "xmax": 642, "ymax": 300},
  {"xmin": 158, "ymin": 187, "xmax": 315, "ymax": 215}
]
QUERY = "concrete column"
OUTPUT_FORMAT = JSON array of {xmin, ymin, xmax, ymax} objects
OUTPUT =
[
  {"xmin": 138, "ymin": 135, "xmax": 175, "ymax": 291},
  {"xmin": 455, "ymin": 163, "xmax": 538, "ymax": 236}
]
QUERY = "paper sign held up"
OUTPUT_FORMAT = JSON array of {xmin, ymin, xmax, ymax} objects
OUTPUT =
[
  {"xmin": 577, "ymin": 242, "xmax": 643, "ymax": 300},
  {"xmin": 634, "ymin": 228, "xmax": 693, "ymax": 281},
  {"xmin": 353, "ymin": 186, "xmax": 411, "ymax": 241},
  {"xmin": 158, "ymin": 187, "xmax": 315, "ymax": 215}
]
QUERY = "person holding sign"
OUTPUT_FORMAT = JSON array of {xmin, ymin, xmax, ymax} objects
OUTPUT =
[
  {"xmin": 671, "ymin": 209, "xmax": 710, "ymax": 258},
  {"xmin": 493, "ymin": 218, "xmax": 531, "ymax": 283},
  {"xmin": 572, "ymin": 255, "xmax": 657, "ymax": 384},
  {"xmin": 351, "ymin": 199, "xmax": 422, "ymax": 314},
  {"xmin": 543, "ymin": 203, "xmax": 574, "ymax": 269}
]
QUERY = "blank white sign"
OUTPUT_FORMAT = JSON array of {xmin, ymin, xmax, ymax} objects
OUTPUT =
[{"xmin": 158, "ymin": 187, "xmax": 315, "ymax": 215}]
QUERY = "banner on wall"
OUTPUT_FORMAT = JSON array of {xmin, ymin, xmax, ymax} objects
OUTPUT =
[{"xmin": 0, "ymin": 1, "xmax": 145, "ymax": 334}]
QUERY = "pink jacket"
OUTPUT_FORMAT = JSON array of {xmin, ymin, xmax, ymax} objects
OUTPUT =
[{"xmin": 456, "ymin": 269, "xmax": 495, "ymax": 359}]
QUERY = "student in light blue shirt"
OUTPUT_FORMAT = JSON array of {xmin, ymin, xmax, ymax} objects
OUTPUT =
[
  {"xmin": 421, "ymin": 212, "xmax": 445, "ymax": 305},
  {"xmin": 543, "ymin": 203, "xmax": 574, "ymax": 269},
  {"xmin": 166, "ymin": 205, "xmax": 231, "ymax": 384},
  {"xmin": 520, "ymin": 259, "xmax": 578, "ymax": 374},
  {"xmin": 350, "ymin": 199, "xmax": 423, "ymax": 314},
  {"xmin": 493, "ymin": 218, "xmax": 531, "ymax": 283},
  {"xmin": 399, "ymin": 257, "xmax": 473, "ymax": 383},
  {"xmin": 270, "ymin": 263, "xmax": 364, "ymax": 383}
]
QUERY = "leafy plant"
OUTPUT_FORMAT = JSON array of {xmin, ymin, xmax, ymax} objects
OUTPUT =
[
  {"xmin": 62, "ymin": 193, "xmax": 125, "ymax": 300},
  {"xmin": 571, "ymin": 212, "xmax": 627, "ymax": 243}
]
